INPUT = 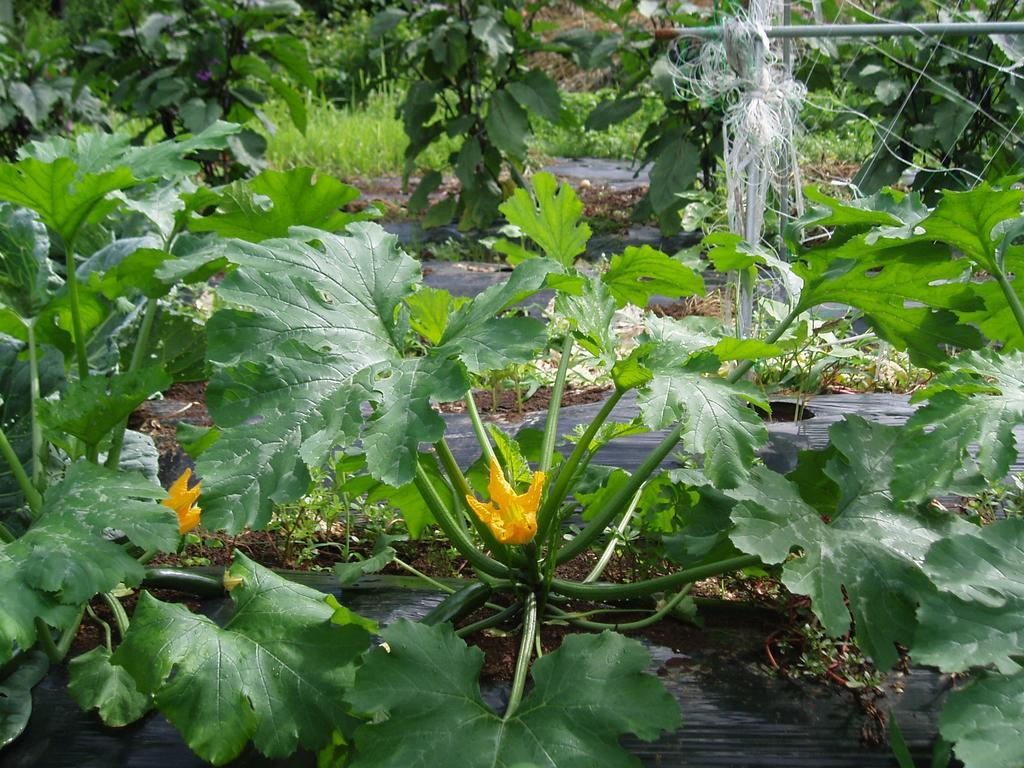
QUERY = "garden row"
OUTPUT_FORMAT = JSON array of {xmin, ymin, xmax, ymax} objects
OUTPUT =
[{"xmin": 0, "ymin": 122, "xmax": 1023, "ymax": 766}]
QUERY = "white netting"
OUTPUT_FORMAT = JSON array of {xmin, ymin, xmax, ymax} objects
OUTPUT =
[{"xmin": 670, "ymin": 1, "xmax": 807, "ymax": 335}]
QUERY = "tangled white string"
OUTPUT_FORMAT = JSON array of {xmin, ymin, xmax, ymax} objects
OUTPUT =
[
  {"xmin": 672, "ymin": 4, "xmax": 806, "ymax": 243},
  {"xmin": 671, "ymin": 2, "xmax": 806, "ymax": 335}
]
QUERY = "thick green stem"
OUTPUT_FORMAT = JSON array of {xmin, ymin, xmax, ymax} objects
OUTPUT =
[
  {"xmin": 536, "ymin": 389, "xmax": 624, "ymax": 546},
  {"xmin": 54, "ymin": 608, "xmax": 85, "ymax": 661},
  {"xmin": 26, "ymin": 322, "xmax": 43, "ymax": 491},
  {"xmin": 86, "ymin": 604, "xmax": 113, "ymax": 652},
  {"xmin": 554, "ymin": 301, "xmax": 801, "ymax": 566},
  {"xmin": 728, "ymin": 303, "xmax": 803, "ymax": 383},
  {"xmin": 552, "ymin": 554, "xmax": 761, "ymax": 601},
  {"xmin": 504, "ymin": 592, "xmax": 537, "ymax": 720},
  {"xmin": 101, "ymin": 592, "xmax": 131, "ymax": 640},
  {"xmin": 106, "ymin": 299, "xmax": 159, "ymax": 469},
  {"xmin": 464, "ymin": 393, "xmax": 498, "ymax": 466},
  {"xmin": 413, "ymin": 462, "xmax": 512, "ymax": 580},
  {"xmin": 433, "ymin": 440, "xmax": 512, "ymax": 563},
  {"xmin": 34, "ymin": 618, "xmax": 61, "ymax": 663},
  {"xmin": 0, "ymin": 520, "xmax": 14, "ymax": 543},
  {"xmin": 993, "ymin": 268, "xmax": 1024, "ymax": 339},
  {"xmin": 548, "ymin": 584, "xmax": 693, "ymax": 631},
  {"xmin": 64, "ymin": 237, "xmax": 90, "ymax": 382},
  {"xmin": 0, "ymin": 421, "xmax": 43, "ymax": 517},
  {"xmin": 556, "ymin": 418, "xmax": 684, "ymax": 566},
  {"xmin": 540, "ymin": 334, "xmax": 574, "ymax": 475},
  {"xmin": 583, "ymin": 485, "xmax": 643, "ymax": 583},
  {"xmin": 558, "ymin": 303, "xmax": 802, "ymax": 566}
]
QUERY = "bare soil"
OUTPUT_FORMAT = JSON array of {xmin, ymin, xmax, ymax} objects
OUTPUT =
[
  {"xmin": 439, "ymin": 384, "xmax": 613, "ymax": 419},
  {"xmin": 650, "ymin": 289, "xmax": 724, "ymax": 320}
]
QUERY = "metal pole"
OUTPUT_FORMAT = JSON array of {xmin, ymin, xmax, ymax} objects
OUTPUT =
[
  {"xmin": 656, "ymin": 20, "xmax": 1024, "ymax": 40},
  {"xmin": 777, "ymin": 0, "xmax": 793, "ymax": 261}
]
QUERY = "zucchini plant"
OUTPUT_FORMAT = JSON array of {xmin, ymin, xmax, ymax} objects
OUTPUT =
[
  {"xmin": 70, "ymin": 173, "xmax": 1016, "ymax": 766},
  {"xmin": 4, "ymin": 162, "xmax": 1024, "ymax": 766}
]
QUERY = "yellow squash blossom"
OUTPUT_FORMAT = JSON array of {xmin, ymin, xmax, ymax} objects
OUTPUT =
[
  {"xmin": 163, "ymin": 468, "xmax": 201, "ymax": 535},
  {"xmin": 465, "ymin": 459, "xmax": 546, "ymax": 545}
]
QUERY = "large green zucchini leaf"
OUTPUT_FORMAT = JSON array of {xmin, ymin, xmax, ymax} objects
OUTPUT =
[
  {"xmin": 347, "ymin": 620, "xmax": 679, "ymax": 768},
  {"xmin": 728, "ymin": 417, "xmax": 971, "ymax": 669},
  {"xmin": 112, "ymin": 552, "xmax": 372, "ymax": 766},
  {"xmin": 199, "ymin": 223, "xmax": 554, "ymax": 531},
  {"xmin": 0, "ymin": 462, "xmax": 176, "ymax": 664}
]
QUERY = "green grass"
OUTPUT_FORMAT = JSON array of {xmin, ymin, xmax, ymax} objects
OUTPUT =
[
  {"xmin": 264, "ymin": 90, "xmax": 457, "ymax": 180},
  {"xmin": 265, "ymin": 88, "xmax": 662, "ymax": 179},
  {"xmin": 530, "ymin": 90, "xmax": 665, "ymax": 161}
]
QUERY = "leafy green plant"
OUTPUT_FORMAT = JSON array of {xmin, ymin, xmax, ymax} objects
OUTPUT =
[
  {"xmin": 804, "ymin": 0, "xmax": 1024, "ymax": 195},
  {"xmin": 375, "ymin": 0, "xmax": 565, "ymax": 229},
  {"xmin": 177, "ymin": 176, "xmax": 1024, "ymax": 767},
  {"xmin": 7, "ymin": 129, "xmax": 1024, "ymax": 766},
  {"xmin": 553, "ymin": 1, "xmax": 726, "ymax": 233},
  {"xmin": 0, "ymin": 17, "xmax": 105, "ymax": 158},
  {"xmin": 0, "ymin": 126, "xmax": 380, "ymax": 751},
  {"xmin": 77, "ymin": 0, "xmax": 316, "ymax": 177},
  {"xmin": 0, "ymin": 124, "xmax": 246, "ymax": 743},
  {"xmin": 303, "ymin": 6, "xmax": 411, "ymax": 106}
]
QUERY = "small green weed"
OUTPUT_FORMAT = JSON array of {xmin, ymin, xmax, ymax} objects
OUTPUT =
[{"xmin": 959, "ymin": 473, "xmax": 1024, "ymax": 523}]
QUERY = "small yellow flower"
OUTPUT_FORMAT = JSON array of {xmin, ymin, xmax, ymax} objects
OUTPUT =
[
  {"xmin": 465, "ymin": 459, "xmax": 546, "ymax": 545},
  {"xmin": 223, "ymin": 571, "xmax": 244, "ymax": 592},
  {"xmin": 163, "ymin": 468, "xmax": 201, "ymax": 535}
]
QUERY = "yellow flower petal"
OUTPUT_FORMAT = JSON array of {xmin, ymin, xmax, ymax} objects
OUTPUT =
[
  {"xmin": 465, "ymin": 459, "xmax": 545, "ymax": 545},
  {"xmin": 163, "ymin": 468, "xmax": 202, "ymax": 534}
]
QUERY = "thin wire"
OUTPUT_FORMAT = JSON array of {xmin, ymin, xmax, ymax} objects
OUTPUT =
[
  {"xmin": 842, "ymin": 0, "xmax": 1024, "ymax": 176},
  {"xmin": 978, "ymin": 108, "xmax": 1024, "ymax": 179},
  {"xmin": 802, "ymin": 95, "xmax": 984, "ymax": 185},
  {"xmin": 861, "ymin": 38, "xmax": 1024, "ymax": 148},
  {"xmin": 855, "ymin": 4, "xmax": 953, "ymax": 186}
]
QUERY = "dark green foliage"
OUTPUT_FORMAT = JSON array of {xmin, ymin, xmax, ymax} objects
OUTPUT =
[
  {"xmin": 74, "ymin": 0, "xmax": 315, "ymax": 177},
  {"xmin": 802, "ymin": 1, "xmax": 1023, "ymax": 196},
  {"xmin": 377, "ymin": 1, "xmax": 564, "ymax": 229},
  {"xmin": 0, "ymin": 18, "xmax": 105, "ymax": 159}
]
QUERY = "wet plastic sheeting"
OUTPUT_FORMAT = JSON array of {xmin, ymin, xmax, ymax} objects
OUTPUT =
[
  {"xmin": 442, "ymin": 391, "xmax": 945, "ymax": 475},
  {"xmin": 541, "ymin": 157, "xmax": 650, "ymax": 191},
  {"xmin": 4, "ymin": 573, "xmax": 949, "ymax": 768}
]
